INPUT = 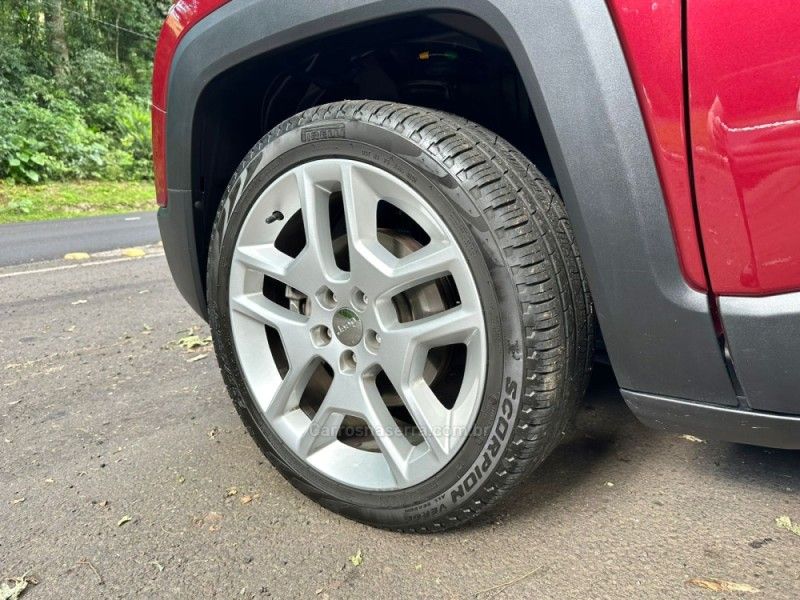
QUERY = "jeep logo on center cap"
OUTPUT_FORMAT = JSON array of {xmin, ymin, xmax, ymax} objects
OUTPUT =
[{"xmin": 332, "ymin": 308, "xmax": 363, "ymax": 346}]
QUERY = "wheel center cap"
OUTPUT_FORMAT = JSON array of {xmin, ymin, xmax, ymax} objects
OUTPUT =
[{"xmin": 332, "ymin": 308, "xmax": 363, "ymax": 346}]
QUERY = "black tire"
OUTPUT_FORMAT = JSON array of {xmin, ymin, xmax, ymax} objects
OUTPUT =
[{"xmin": 207, "ymin": 100, "xmax": 593, "ymax": 531}]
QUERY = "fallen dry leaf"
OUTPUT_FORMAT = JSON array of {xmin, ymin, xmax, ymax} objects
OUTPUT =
[
  {"xmin": 687, "ymin": 578, "xmax": 759, "ymax": 593},
  {"xmin": 0, "ymin": 573, "xmax": 37, "ymax": 600},
  {"xmin": 348, "ymin": 549, "xmax": 363, "ymax": 567},
  {"xmin": 240, "ymin": 495, "xmax": 253, "ymax": 505},
  {"xmin": 70, "ymin": 299, "xmax": 88, "ymax": 305},
  {"xmin": 225, "ymin": 487, "xmax": 238, "ymax": 497},
  {"xmin": 117, "ymin": 515, "xmax": 132, "ymax": 527},
  {"xmin": 186, "ymin": 353, "xmax": 208, "ymax": 363},
  {"xmin": 776, "ymin": 515, "xmax": 800, "ymax": 536},
  {"xmin": 680, "ymin": 434, "xmax": 706, "ymax": 443},
  {"xmin": 11, "ymin": 497, "xmax": 25, "ymax": 505},
  {"xmin": 194, "ymin": 511, "xmax": 223, "ymax": 532},
  {"xmin": 177, "ymin": 335, "xmax": 212, "ymax": 350}
]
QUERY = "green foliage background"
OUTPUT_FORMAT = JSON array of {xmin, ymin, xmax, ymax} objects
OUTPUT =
[{"xmin": 0, "ymin": 1, "xmax": 170, "ymax": 183}]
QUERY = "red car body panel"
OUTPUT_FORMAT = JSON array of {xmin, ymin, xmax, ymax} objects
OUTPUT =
[
  {"xmin": 152, "ymin": 0, "xmax": 231, "ymax": 206},
  {"xmin": 607, "ymin": 0, "xmax": 708, "ymax": 291},
  {"xmin": 687, "ymin": 0, "xmax": 800, "ymax": 295},
  {"xmin": 152, "ymin": 0, "xmax": 231, "ymax": 111}
]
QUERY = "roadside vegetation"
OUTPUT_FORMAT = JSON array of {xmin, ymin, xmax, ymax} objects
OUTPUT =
[
  {"xmin": 0, "ymin": 179, "xmax": 154, "ymax": 223},
  {"xmin": 0, "ymin": 1, "xmax": 168, "ymax": 222}
]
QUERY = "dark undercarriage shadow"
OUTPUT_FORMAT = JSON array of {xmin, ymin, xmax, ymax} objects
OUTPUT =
[{"xmin": 714, "ymin": 442, "xmax": 800, "ymax": 491}]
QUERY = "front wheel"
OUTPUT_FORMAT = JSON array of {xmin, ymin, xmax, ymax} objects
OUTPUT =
[{"xmin": 207, "ymin": 101, "xmax": 593, "ymax": 531}]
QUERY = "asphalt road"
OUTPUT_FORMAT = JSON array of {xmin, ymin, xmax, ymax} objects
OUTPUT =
[
  {"xmin": 0, "ymin": 211, "xmax": 159, "ymax": 267},
  {"xmin": 1, "ymin": 250, "xmax": 799, "ymax": 599}
]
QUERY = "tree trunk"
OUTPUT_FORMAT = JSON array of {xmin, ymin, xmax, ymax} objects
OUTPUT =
[
  {"xmin": 46, "ymin": 0, "xmax": 70, "ymax": 79},
  {"xmin": 115, "ymin": 13, "xmax": 120, "ymax": 62}
]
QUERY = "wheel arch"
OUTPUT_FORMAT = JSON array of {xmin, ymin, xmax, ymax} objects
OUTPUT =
[{"xmin": 160, "ymin": 0, "xmax": 739, "ymax": 405}]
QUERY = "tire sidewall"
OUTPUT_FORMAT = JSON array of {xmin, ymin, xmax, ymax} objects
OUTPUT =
[{"xmin": 208, "ymin": 118, "xmax": 525, "ymax": 528}]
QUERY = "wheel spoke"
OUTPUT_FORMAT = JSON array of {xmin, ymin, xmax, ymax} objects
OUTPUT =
[
  {"xmin": 359, "ymin": 381, "xmax": 414, "ymax": 485},
  {"xmin": 340, "ymin": 162, "xmax": 380, "ymax": 248},
  {"xmin": 265, "ymin": 354, "xmax": 319, "ymax": 420},
  {"xmin": 233, "ymin": 243, "xmax": 305, "ymax": 288},
  {"xmin": 392, "ymin": 306, "xmax": 480, "ymax": 349},
  {"xmin": 387, "ymin": 241, "xmax": 460, "ymax": 292},
  {"xmin": 340, "ymin": 162, "xmax": 393, "ymax": 277},
  {"xmin": 295, "ymin": 399, "xmax": 345, "ymax": 458},
  {"xmin": 295, "ymin": 166, "xmax": 342, "ymax": 282},
  {"xmin": 379, "ymin": 307, "xmax": 479, "ymax": 461},
  {"xmin": 230, "ymin": 292, "xmax": 307, "ymax": 335},
  {"xmin": 388, "ymin": 371, "xmax": 452, "ymax": 461},
  {"xmin": 293, "ymin": 372, "xmax": 357, "ymax": 457}
]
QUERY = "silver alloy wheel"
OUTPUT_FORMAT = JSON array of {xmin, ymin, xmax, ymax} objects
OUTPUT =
[{"xmin": 228, "ymin": 159, "xmax": 487, "ymax": 491}]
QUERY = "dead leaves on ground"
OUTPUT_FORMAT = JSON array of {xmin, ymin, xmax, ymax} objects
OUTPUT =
[
  {"xmin": 348, "ymin": 549, "xmax": 363, "ymax": 567},
  {"xmin": 116, "ymin": 515, "xmax": 132, "ymax": 527},
  {"xmin": 172, "ymin": 327, "xmax": 213, "ymax": 362},
  {"xmin": 194, "ymin": 511, "xmax": 223, "ymax": 532},
  {"xmin": 0, "ymin": 574, "xmax": 37, "ymax": 600},
  {"xmin": 176, "ymin": 333, "xmax": 212, "ymax": 351},
  {"xmin": 775, "ymin": 515, "xmax": 800, "ymax": 536},
  {"xmin": 224, "ymin": 486, "xmax": 259, "ymax": 505},
  {"xmin": 192, "ymin": 488, "xmax": 261, "ymax": 534},
  {"xmin": 686, "ymin": 577, "xmax": 759, "ymax": 593}
]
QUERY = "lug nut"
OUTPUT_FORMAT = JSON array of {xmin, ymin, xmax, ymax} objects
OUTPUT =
[
  {"xmin": 311, "ymin": 325, "xmax": 332, "ymax": 347},
  {"xmin": 365, "ymin": 329, "xmax": 381, "ymax": 353},
  {"xmin": 352, "ymin": 288, "xmax": 367, "ymax": 311},
  {"xmin": 340, "ymin": 350, "xmax": 357, "ymax": 373}
]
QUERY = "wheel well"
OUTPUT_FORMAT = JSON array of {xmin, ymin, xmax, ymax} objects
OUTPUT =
[{"xmin": 191, "ymin": 11, "xmax": 556, "ymax": 281}]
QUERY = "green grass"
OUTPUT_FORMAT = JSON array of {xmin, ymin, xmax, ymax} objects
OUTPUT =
[{"xmin": 0, "ymin": 180, "xmax": 156, "ymax": 224}]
